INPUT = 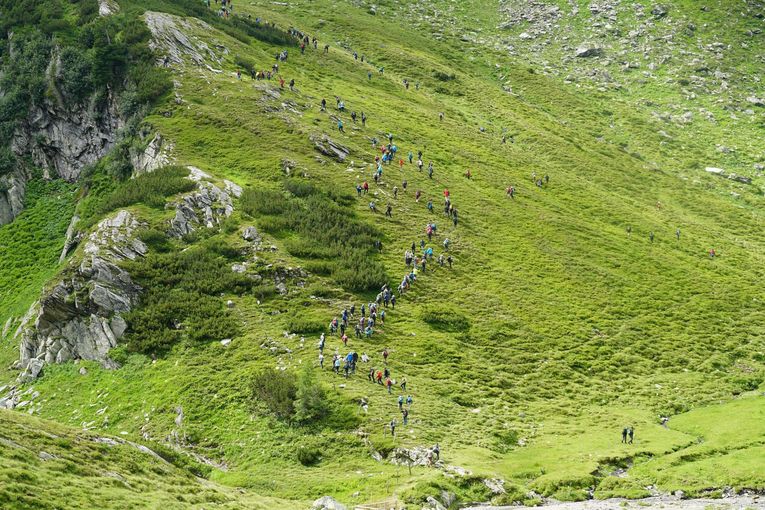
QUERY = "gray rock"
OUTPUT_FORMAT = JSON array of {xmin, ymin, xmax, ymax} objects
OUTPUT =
[
  {"xmin": 424, "ymin": 496, "xmax": 446, "ymax": 510},
  {"xmin": 38, "ymin": 451, "xmax": 55, "ymax": 461},
  {"xmin": 312, "ymin": 496, "xmax": 346, "ymax": 510},
  {"xmin": 576, "ymin": 45, "xmax": 604, "ymax": 58},
  {"xmin": 145, "ymin": 11, "xmax": 224, "ymax": 71},
  {"xmin": 651, "ymin": 5, "xmax": 668, "ymax": 18},
  {"xmin": 19, "ymin": 211, "xmax": 146, "ymax": 376},
  {"xmin": 98, "ymin": 0, "xmax": 119, "ymax": 16},
  {"xmin": 130, "ymin": 133, "xmax": 174, "ymax": 176},
  {"xmin": 168, "ymin": 178, "xmax": 237, "ymax": 238},
  {"xmin": 310, "ymin": 134, "xmax": 350, "ymax": 162},
  {"xmin": 79, "ymin": 367, "xmax": 88, "ymax": 376},
  {"xmin": 220, "ymin": 338, "xmax": 232, "ymax": 347},
  {"xmin": 747, "ymin": 96, "xmax": 765, "ymax": 107},
  {"xmin": 728, "ymin": 174, "xmax": 752, "ymax": 184}
]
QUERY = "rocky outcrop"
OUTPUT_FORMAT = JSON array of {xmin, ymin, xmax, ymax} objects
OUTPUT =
[
  {"xmin": 18, "ymin": 211, "xmax": 146, "ymax": 380},
  {"xmin": 144, "ymin": 11, "xmax": 225, "ymax": 71},
  {"xmin": 167, "ymin": 171, "xmax": 242, "ymax": 238},
  {"xmin": 0, "ymin": 170, "xmax": 28, "ymax": 226},
  {"xmin": 98, "ymin": 0, "xmax": 119, "ymax": 16},
  {"xmin": 310, "ymin": 134, "xmax": 350, "ymax": 162},
  {"xmin": 11, "ymin": 93, "xmax": 123, "ymax": 183},
  {"xmin": 130, "ymin": 132, "xmax": 174, "ymax": 176},
  {"xmin": 312, "ymin": 496, "xmax": 346, "ymax": 510}
]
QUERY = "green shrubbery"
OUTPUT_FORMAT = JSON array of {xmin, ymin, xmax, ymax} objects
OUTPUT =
[
  {"xmin": 121, "ymin": 242, "xmax": 252, "ymax": 354},
  {"xmin": 420, "ymin": 305, "xmax": 471, "ymax": 331},
  {"xmin": 241, "ymin": 182, "xmax": 387, "ymax": 291},
  {"xmin": 97, "ymin": 166, "xmax": 195, "ymax": 215},
  {"xmin": 251, "ymin": 365, "xmax": 328, "ymax": 424}
]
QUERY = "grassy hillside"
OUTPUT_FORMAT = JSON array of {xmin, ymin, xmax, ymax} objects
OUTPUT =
[{"xmin": 0, "ymin": 0, "xmax": 763, "ymax": 508}]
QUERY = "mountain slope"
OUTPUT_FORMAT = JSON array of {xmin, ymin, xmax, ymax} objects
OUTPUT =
[{"xmin": 0, "ymin": 0, "xmax": 763, "ymax": 508}]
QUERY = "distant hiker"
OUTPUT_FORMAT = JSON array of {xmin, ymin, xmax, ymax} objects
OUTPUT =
[
  {"xmin": 368, "ymin": 70, "xmax": 372, "ymax": 80},
  {"xmin": 391, "ymin": 295, "xmax": 396, "ymax": 309},
  {"xmin": 390, "ymin": 419, "xmax": 397, "ymax": 436},
  {"xmin": 626, "ymin": 225, "xmax": 632, "ymax": 237},
  {"xmin": 621, "ymin": 427, "xmax": 628, "ymax": 444},
  {"xmin": 236, "ymin": 70, "xmax": 241, "ymax": 80},
  {"xmin": 447, "ymin": 255, "xmax": 453, "ymax": 268},
  {"xmin": 427, "ymin": 199, "xmax": 433, "ymax": 212},
  {"xmin": 385, "ymin": 203, "xmax": 392, "ymax": 217},
  {"xmin": 402, "ymin": 180, "xmax": 408, "ymax": 192},
  {"xmin": 393, "ymin": 186, "xmax": 399, "ymax": 199},
  {"xmin": 439, "ymin": 112, "xmax": 444, "ymax": 121},
  {"xmin": 398, "ymin": 395, "xmax": 404, "ymax": 410},
  {"xmin": 361, "ymin": 112, "xmax": 367, "ymax": 126},
  {"xmin": 433, "ymin": 443, "xmax": 440, "ymax": 460},
  {"xmin": 709, "ymin": 248, "xmax": 716, "ymax": 258},
  {"xmin": 400, "ymin": 377, "xmax": 407, "ymax": 391},
  {"xmin": 408, "ymin": 151, "xmax": 413, "ymax": 164},
  {"xmin": 544, "ymin": 174, "xmax": 549, "ymax": 184},
  {"xmin": 676, "ymin": 228, "xmax": 681, "ymax": 240},
  {"xmin": 321, "ymin": 98, "xmax": 327, "ymax": 111},
  {"xmin": 402, "ymin": 408, "xmax": 409, "ymax": 425},
  {"xmin": 319, "ymin": 353, "xmax": 324, "ymax": 368},
  {"xmin": 289, "ymin": 78, "xmax": 295, "ymax": 91},
  {"xmin": 338, "ymin": 119, "xmax": 344, "ymax": 132},
  {"xmin": 368, "ymin": 368, "xmax": 375, "ymax": 382},
  {"xmin": 279, "ymin": 77, "xmax": 285, "ymax": 88},
  {"xmin": 351, "ymin": 111, "xmax": 357, "ymax": 122},
  {"xmin": 360, "ymin": 398, "xmax": 368, "ymax": 413},
  {"xmin": 649, "ymin": 231, "xmax": 654, "ymax": 243},
  {"xmin": 369, "ymin": 200, "xmax": 376, "ymax": 212},
  {"xmin": 628, "ymin": 427, "xmax": 634, "ymax": 444},
  {"xmin": 382, "ymin": 348, "xmax": 389, "ymax": 362},
  {"xmin": 506, "ymin": 186, "xmax": 515, "ymax": 199},
  {"xmin": 324, "ymin": 44, "xmax": 329, "ymax": 54},
  {"xmin": 386, "ymin": 377, "xmax": 393, "ymax": 394},
  {"xmin": 406, "ymin": 395, "xmax": 413, "ymax": 407}
]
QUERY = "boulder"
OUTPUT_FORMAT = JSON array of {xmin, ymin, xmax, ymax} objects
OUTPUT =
[
  {"xmin": 651, "ymin": 5, "xmax": 668, "ymax": 18},
  {"xmin": 310, "ymin": 134, "xmax": 350, "ymax": 162},
  {"xmin": 312, "ymin": 496, "xmax": 346, "ymax": 510},
  {"xmin": 747, "ymin": 96, "xmax": 765, "ymax": 107},
  {"xmin": 576, "ymin": 46, "xmax": 604, "ymax": 58}
]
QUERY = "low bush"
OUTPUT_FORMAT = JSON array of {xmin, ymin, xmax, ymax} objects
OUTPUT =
[
  {"xmin": 296, "ymin": 446, "xmax": 321, "ymax": 466},
  {"xmin": 251, "ymin": 368, "xmax": 297, "ymax": 421},
  {"xmin": 420, "ymin": 305, "xmax": 471, "ymax": 331},
  {"xmin": 287, "ymin": 317, "xmax": 325, "ymax": 334},
  {"xmin": 98, "ymin": 166, "xmax": 195, "ymax": 214}
]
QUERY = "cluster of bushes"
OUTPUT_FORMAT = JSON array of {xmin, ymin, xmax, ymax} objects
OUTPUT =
[
  {"xmin": 121, "ymin": 242, "xmax": 252, "ymax": 354},
  {"xmin": 251, "ymin": 365, "xmax": 327, "ymax": 425},
  {"xmin": 96, "ymin": 166, "xmax": 195, "ymax": 215},
  {"xmin": 0, "ymin": 0, "xmax": 172, "ymax": 179},
  {"xmin": 241, "ymin": 181, "xmax": 387, "ymax": 291},
  {"xmin": 420, "ymin": 305, "xmax": 471, "ymax": 331}
]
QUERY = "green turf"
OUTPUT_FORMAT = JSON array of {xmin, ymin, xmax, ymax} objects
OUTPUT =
[{"xmin": 0, "ymin": 0, "xmax": 764, "ymax": 508}]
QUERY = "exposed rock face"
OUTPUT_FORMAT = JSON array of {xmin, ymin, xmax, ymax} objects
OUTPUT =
[
  {"xmin": 130, "ymin": 132, "xmax": 174, "ymax": 176},
  {"xmin": 312, "ymin": 496, "xmax": 346, "ymax": 510},
  {"xmin": 576, "ymin": 45, "xmax": 604, "ymax": 58},
  {"xmin": 167, "ymin": 173, "xmax": 242, "ymax": 238},
  {"xmin": 11, "ymin": 94, "xmax": 123, "ymax": 183},
  {"xmin": 98, "ymin": 0, "xmax": 119, "ymax": 16},
  {"xmin": 19, "ymin": 211, "xmax": 146, "ymax": 380},
  {"xmin": 0, "ymin": 170, "xmax": 28, "ymax": 226},
  {"xmin": 144, "ymin": 11, "xmax": 225, "ymax": 71}
]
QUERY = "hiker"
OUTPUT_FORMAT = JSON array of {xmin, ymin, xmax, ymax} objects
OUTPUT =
[
  {"xmin": 439, "ymin": 112, "xmax": 444, "ymax": 121},
  {"xmin": 427, "ymin": 199, "xmax": 433, "ymax": 212},
  {"xmin": 506, "ymin": 186, "xmax": 515, "ymax": 199},
  {"xmin": 333, "ymin": 357, "xmax": 341, "ymax": 374},
  {"xmin": 402, "ymin": 408, "xmax": 409, "ymax": 425},
  {"xmin": 447, "ymin": 255, "xmax": 453, "ymax": 268},
  {"xmin": 368, "ymin": 367, "xmax": 375, "ymax": 382},
  {"xmin": 676, "ymin": 228, "xmax": 681, "ymax": 240},
  {"xmin": 319, "ymin": 333, "xmax": 325, "ymax": 352},
  {"xmin": 402, "ymin": 180, "xmax": 408, "ymax": 192},
  {"xmin": 386, "ymin": 204, "xmax": 392, "ymax": 217},
  {"xmin": 621, "ymin": 427, "xmax": 628, "ymax": 444},
  {"xmin": 465, "ymin": 169, "xmax": 471, "ymax": 179},
  {"xmin": 360, "ymin": 398, "xmax": 368, "ymax": 413},
  {"xmin": 338, "ymin": 119, "xmax": 344, "ymax": 132},
  {"xmin": 324, "ymin": 44, "xmax": 329, "ymax": 54},
  {"xmin": 321, "ymin": 98, "xmax": 326, "ymax": 111},
  {"xmin": 433, "ymin": 443, "xmax": 440, "ymax": 460},
  {"xmin": 428, "ymin": 161, "xmax": 434, "ymax": 177},
  {"xmin": 649, "ymin": 231, "xmax": 654, "ymax": 243},
  {"xmin": 443, "ymin": 238, "xmax": 450, "ymax": 250},
  {"xmin": 626, "ymin": 225, "xmax": 632, "ymax": 237},
  {"xmin": 393, "ymin": 186, "xmax": 399, "ymax": 199},
  {"xmin": 289, "ymin": 78, "xmax": 295, "ymax": 91},
  {"xmin": 361, "ymin": 112, "xmax": 367, "ymax": 126},
  {"xmin": 443, "ymin": 188, "xmax": 450, "ymax": 199},
  {"xmin": 709, "ymin": 248, "xmax": 716, "ymax": 258},
  {"xmin": 408, "ymin": 151, "xmax": 413, "ymax": 164},
  {"xmin": 382, "ymin": 348, "xmax": 389, "ymax": 362},
  {"xmin": 386, "ymin": 377, "xmax": 393, "ymax": 394},
  {"xmin": 406, "ymin": 395, "xmax": 413, "ymax": 407},
  {"xmin": 367, "ymin": 70, "xmax": 372, "ymax": 80},
  {"xmin": 369, "ymin": 200, "xmax": 376, "ymax": 212},
  {"xmin": 319, "ymin": 352, "xmax": 324, "ymax": 368},
  {"xmin": 415, "ymin": 190, "xmax": 422, "ymax": 202},
  {"xmin": 391, "ymin": 295, "xmax": 396, "ymax": 309},
  {"xmin": 279, "ymin": 77, "xmax": 285, "ymax": 88},
  {"xmin": 363, "ymin": 181, "xmax": 369, "ymax": 194},
  {"xmin": 390, "ymin": 419, "xmax": 397, "ymax": 436},
  {"xmin": 628, "ymin": 427, "xmax": 634, "ymax": 444},
  {"xmin": 417, "ymin": 159, "xmax": 424, "ymax": 172},
  {"xmin": 544, "ymin": 174, "xmax": 549, "ymax": 184},
  {"xmin": 351, "ymin": 111, "xmax": 357, "ymax": 122}
]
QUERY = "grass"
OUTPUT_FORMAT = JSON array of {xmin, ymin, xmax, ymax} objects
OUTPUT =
[{"xmin": 0, "ymin": 0, "xmax": 763, "ymax": 508}]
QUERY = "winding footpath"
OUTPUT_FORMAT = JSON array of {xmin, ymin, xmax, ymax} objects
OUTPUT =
[{"xmin": 464, "ymin": 494, "xmax": 764, "ymax": 510}]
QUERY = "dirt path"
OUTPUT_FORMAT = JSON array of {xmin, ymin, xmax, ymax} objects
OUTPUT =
[{"xmin": 463, "ymin": 494, "xmax": 764, "ymax": 510}]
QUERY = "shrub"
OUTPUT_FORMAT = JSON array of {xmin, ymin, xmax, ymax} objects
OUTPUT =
[
  {"xmin": 234, "ymin": 55, "xmax": 255, "ymax": 75},
  {"xmin": 433, "ymin": 70, "xmax": 456, "ymax": 81},
  {"xmin": 294, "ymin": 365, "xmax": 327, "ymax": 423},
  {"xmin": 420, "ymin": 305, "xmax": 471, "ymax": 331},
  {"xmin": 98, "ymin": 165, "xmax": 195, "ymax": 214},
  {"xmin": 241, "ymin": 189, "xmax": 288, "ymax": 216},
  {"xmin": 121, "ymin": 244, "xmax": 252, "ymax": 354},
  {"xmin": 287, "ymin": 317, "xmax": 325, "ymax": 334},
  {"xmin": 296, "ymin": 446, "xmax": 321, "ymax": 466},
  {"xmin": 251, "ymin": 368, "xmax": 297, "ymax": 420}
]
